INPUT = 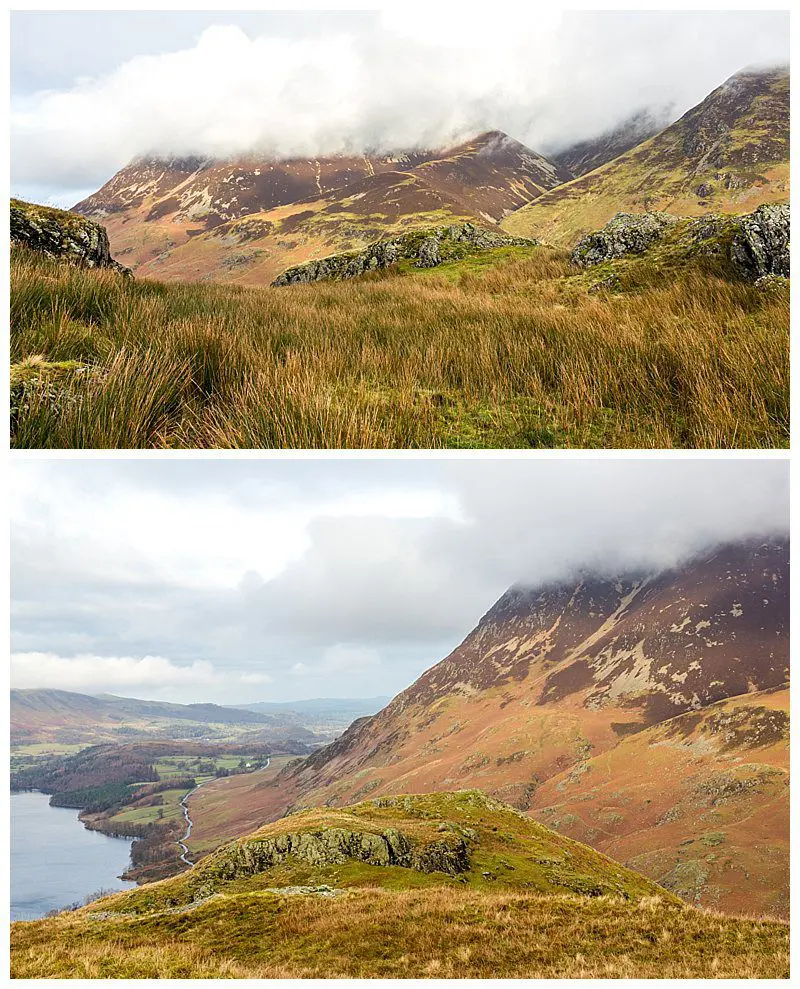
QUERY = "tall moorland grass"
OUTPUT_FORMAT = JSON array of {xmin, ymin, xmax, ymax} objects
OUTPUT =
[{"xmin": 10, "ymin": 247, "xmax": 788, "ymax": 448}]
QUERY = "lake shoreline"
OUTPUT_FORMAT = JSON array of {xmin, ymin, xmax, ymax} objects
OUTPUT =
[{"xmin": 11, "ymin": 791, "xmax": 137, "ymax": 921}]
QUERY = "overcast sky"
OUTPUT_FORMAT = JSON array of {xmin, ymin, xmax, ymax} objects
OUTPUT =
[
  {"xmin": 10, "ymin": 458, "xmax": 788, "ymax": 706},
  {"xmin": 11, "ymin": 10, "xmax": 789, "ymax": 208}
]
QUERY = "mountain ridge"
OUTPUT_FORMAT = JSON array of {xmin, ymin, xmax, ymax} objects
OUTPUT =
[
  {"xmin": 72, "ymin": 131, "xmax": 570, "ymax": 284},
  {"xmin": 502, "ymin": 66, "xmax": 789, "ymax": 247}
]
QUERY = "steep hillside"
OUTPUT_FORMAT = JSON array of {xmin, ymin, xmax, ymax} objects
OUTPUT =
[
  {"xmin": 188, "ymin": 538, "xmax": 788, "ymax": 915},
  {"xmin": 534, "ymin": 685, "xmax": 789, "ymax": 918},
  {"xmin": 73, "ymin": 132, "xmax": 568, "ymax": 285},
  {"xmin": 503, "ymin": 67, "xmax": 789, "ymax": 247},
  {"xmin": 10, "ymin": 791, "xmax": 788, "ymax": 978}
]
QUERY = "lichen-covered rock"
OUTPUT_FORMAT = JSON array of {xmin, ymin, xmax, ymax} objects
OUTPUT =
[
  {"xmin": 272, "ymin": 222, "xmax": 535, "ymax": 286},
  {"xmin": 10, "ymin": 198, "xmax": 131, "ymax": 275},
  {"xmin": 570, "ymin": 211, "xmax": 682, "ymax": 267},
  {"xmin": 571, "ymin": 203, "xmax": 790, "ymax": 282},
  {"xmin": 726, "ymin": 203, "xmax": 789, "ymax": 279},
  {"xmin": 211, "ymin": 826, "xmax": 470, "ymax": 881}
]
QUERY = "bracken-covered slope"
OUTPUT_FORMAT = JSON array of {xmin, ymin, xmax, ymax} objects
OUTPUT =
[
  {"xmin": 502, "ymin": 67, "xmax": 789, "ymax": 247},
  {"xmin": 191, "ymin": 538, "xmax": 788, "ymax": 916},
  {"xmin": 10, "ymin": 791, "xmax": 789, "ymax": 978},
  {"xmin": 74, "ymin": 132, "xmax": 569, "ymax": 285}
]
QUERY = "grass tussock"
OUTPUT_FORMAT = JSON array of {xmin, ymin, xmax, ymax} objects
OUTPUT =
[
  {"xmin": 10, "ymin": 887, "xmax": 788, "ymax": 978},
  {"xmin": 10, "ymin": 246, "xmax": 788, "ymax": 449}
]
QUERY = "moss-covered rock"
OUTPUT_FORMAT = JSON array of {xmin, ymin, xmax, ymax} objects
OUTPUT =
[
  {"xmin": 83, "ymin": 790, "xmax": 674, "ymax": 918},
  {"xmin": 571, "ymin": 203, "xmax": 789, "ymax": 281},
  {"xmin": 10, "ymin": 198, "xmax": 131, "ymax": 275},
  {"xmin": 571, "ymin": 212, "xmax": 681, "ymax": 267},
  {"xmin": 272, "ymin": 223, "xmax": 536, "ymax": 286}
]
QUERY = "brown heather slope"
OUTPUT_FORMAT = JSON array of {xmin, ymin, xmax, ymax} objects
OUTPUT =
[
  {"xmin": 75, "ymin": 132, "xmax": 569, "ymax": 285},
  {"xmin": 502, "ymin": 67, "xmax": 789, "ymax": 247},
  {"xmin": 186, "ymin": 538, "xmax": 788, "ymax": 917}
]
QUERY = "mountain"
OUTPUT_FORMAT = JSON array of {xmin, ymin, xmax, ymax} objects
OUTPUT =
[
  {"xmin": 502, "ymin": 66, "xmax": 789, "ymax": 247},
  {"xmin": 194, "ymin": 537, "xmax": 788, "ymax": 916},
  {"xmin": 12, "ymin": 789, "xmax": 789, "ymax": 978},
  {"xmin": 73, "ymin": 132, "xmax": 570, "ymax": 285},
  {"xmin": 549, "ymin": 106, "xmax": 674, "ymax": 177},
  {"xmin": 10, "ymin": 688, "xmax": 319, "ymax": 747}
]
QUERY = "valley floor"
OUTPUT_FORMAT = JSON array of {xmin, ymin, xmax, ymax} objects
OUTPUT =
[
  {"xmin": 11, "ymin": 245, "xmax": 788, "ymax": 449},
  {"xmin": 10, "ymin": 887, "xmax": 788, "ymax": 979}
]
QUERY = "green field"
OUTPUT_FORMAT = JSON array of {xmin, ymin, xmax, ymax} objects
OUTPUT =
[{"xmin": 109, "ymin": 788, "xmax": 190, "ymax": 826}]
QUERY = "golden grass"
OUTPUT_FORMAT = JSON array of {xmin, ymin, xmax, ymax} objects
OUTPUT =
[
  {"xmin": 10, "ymin": 887, "xmax": 788, "ymax": 978},
  {"xmin": 10, "ymin": 246, "xmax": 788, "ymax": 449}
]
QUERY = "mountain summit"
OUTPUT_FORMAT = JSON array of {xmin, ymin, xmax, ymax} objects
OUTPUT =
[{"xmin": 73, "ymin": 132, "xmax": 569, "ymax": 285}]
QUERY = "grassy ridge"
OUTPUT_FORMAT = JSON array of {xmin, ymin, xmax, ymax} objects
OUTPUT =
[
  {"xmin": 11, "ymin": 888, "xmax": 788, "ymax": 978},
  {"xmin": 11, "ymin": 245, "xmax": 788, "ymax": 449}
]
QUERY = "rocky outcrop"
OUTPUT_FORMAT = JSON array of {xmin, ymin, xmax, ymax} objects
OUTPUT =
[
  {"xmin": 570, "ymin": 212, "xmax": 681, "ymax": 266},
  {"xmin": 571, "ymin": 203, "xmax": 790, "ymax": 281},
  {"xmin": 725, "ymin": 203, "xmax": 790, "ymax": 279},
  {"xmin": 212, "ymin": 826, "xmax": 471, "ymax": 881},
  {"xmin": 272, "ymin": 223, "xmax": 535, "ymax": 286},
  {"xmin": 11, "ymin": 199, "xmax": 131, "ymax": 274}
]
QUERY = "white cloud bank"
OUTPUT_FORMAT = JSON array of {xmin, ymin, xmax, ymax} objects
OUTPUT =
[
  {"xmin": 11, "ymin": 11, "xmax": 789, "ymax": 199},
  {"xmin": 11, "ymin": 652, "xmax": 272, "ymax": 697}
]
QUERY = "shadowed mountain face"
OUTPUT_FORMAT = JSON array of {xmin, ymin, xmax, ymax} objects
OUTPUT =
[
  {"xmin": 550, "ymin": 107, "xmax": 675, "ymax": 178},
  {"xmin": 73, "ymin": 132, "xmax": 569, "ymax": 285},
  {"xmin": 203, "ymin": 537, "xmax": 788, "ymax": 916},
  {"xmin": 503, "ymin": 66, "xmax": 789, "ymax": 247}
]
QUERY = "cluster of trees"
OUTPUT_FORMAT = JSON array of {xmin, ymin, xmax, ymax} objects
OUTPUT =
[{"xmin": 12, "ymin": 746, "xmax": 157, "ymax": 797}]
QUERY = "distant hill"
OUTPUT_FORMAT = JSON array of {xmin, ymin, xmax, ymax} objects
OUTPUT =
[
  {"xmin": 503, "ymin": 67, "xmax": 789, "ymax": 247},
  {"xmin": 236, "ymin": 696, "xmax": 390, "ymax": 728},
  {"xmin": 204, "ymin": 538, "xmax": 788, "ymax": 917},
  {"xmin": 73, "ymin": 131, "xmax": 571, "ymax": 285},
  {"xmin": 10, "ymin": 688, "xmax": 320, "ymax": 747}
]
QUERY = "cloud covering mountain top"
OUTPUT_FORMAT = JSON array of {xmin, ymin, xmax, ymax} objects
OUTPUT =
[
  {"xmin": 11, "ymin": 459, "xmax": 788, "ymax": 704},
  {"xmin": 11, "ymin": 10, "xmax": 789, "ymax": 206}
]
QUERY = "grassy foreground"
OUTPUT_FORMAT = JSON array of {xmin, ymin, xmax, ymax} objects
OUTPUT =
[
  {"xmin": 10, "ymin": 792, "xmax": 788, "ymax": 978},
  {"xmin": 11, "ymin": 888, "xmax": 788, "ymax": 979},
  {"xmin": 11, "ymin": 245, "xmax": 788, "ymax": 449}
]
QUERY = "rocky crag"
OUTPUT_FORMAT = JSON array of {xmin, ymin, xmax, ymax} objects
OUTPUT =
[
  {"xmin": 76, "ymin": 791, "xmax": 669, "ymax": 915},
  {"xmin": 272, "ymin": 222, "xmax": 535, "ymax": 286},
  {"xmin": 571, "ymin": 203, "xmax": 789, "ymax": 281},
  {"xmin": 10, "ymin": 199, "xmax": 131, "ymax": 275}
]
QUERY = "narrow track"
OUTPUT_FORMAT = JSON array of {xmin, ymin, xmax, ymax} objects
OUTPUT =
[{"xmin": 176, "ymin": 758, "xmax": 270, "ymax": 866}]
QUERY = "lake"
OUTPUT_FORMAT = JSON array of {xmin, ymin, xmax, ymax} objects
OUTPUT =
[{"xmin": 11, "ymin": 790, "xmax": 136, "ymax": 921}]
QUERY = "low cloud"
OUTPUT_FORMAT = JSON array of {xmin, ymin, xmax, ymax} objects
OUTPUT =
[
  {"xmin": 11, "ymin": 11, "xmax": 789, "ymax": 201},
  {"xmin": 10, "ymin": 459, "xmax": 788, "ymax": 704},
  {"xmin": 11, "ymin": 652, "xmax": 273, "ymax": 699}
]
